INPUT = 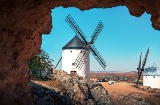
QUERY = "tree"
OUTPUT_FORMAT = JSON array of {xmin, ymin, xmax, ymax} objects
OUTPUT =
[{"xmin": 28, "ymin": 49, "xmax": 54, "ymax": 80}]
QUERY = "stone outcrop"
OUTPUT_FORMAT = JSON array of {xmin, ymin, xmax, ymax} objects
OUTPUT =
[
  {"xmin": 0, "ymin": 0, "xmax": 160, "ymax": 104},
  {"xmin": 53, "ymin": 70, "xmax": 114, "ymax": 105},
  {"xmin": 118, "ymin": 93, "xmax": 150, "ymax": 105},
  {"xmin": 132, "ymin": 85, "xmax": 160, "ymax": 93},
  {"xmin": 30, "ymin": 81, "xmax": 74, "ymax": 105}
]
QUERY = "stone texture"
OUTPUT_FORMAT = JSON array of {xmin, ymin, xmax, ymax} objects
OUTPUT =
[
  {"xmin": 30, "ymin": 81, "xmax": 74, "ymax": 105},
  {"xmin": 132, "ymin": 85, "xmax": 160, "ymax": 93},
  {"xmin": 0, "ymin": 1, "xmax": 52, "ymax": 105},
  {"xmin": 53, "ymin": 70, "xmax": 114, "ymax": 105},
  {"xmin": 118, "ymin": 93, "xmax": 150, "ymax": 105},
  {"xmin": 0, "ymin": 0, "xmax": 160, "ymax": 105}
]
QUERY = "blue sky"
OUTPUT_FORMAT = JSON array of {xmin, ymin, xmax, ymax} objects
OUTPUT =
[{"xmin": 41, "ymin": 6, "xmax": 160, "ymax": 71}]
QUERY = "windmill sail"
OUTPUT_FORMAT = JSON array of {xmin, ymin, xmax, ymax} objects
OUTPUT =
[
  {"xmin": 138, "ymin": 52, "xmax": 142, "ymax": 69},
  {"xmin": 74, "ymin": 45, "xmax": 90, "ymax": 69},
  {"xmin": 90, "ymin": 44, "xmax": 106, "ymax": 70},
  {"xmin": 65, "ymin": 14, "xmax": 87, "ymax": 43},
  {"xmin": 137, "ymin": 52, "xmax": 142, "ymax": 80},
  {"xmin": 66, "ymin": 14, "xmax": 106, "ymax": 71},
  {"xmin": 74, "ymin": 49, "xmax": 90, "ymax": 70},
  {"xmin": 136, "ymin": 48, "xmax": 149, "ymax": 84},
  {"xmin": 142, "ymin": 48, "xmax": 149, "ymax": 70},
  {"xmin": 90, "ymin": 21, "xmax": 104, "ymax": 44}
]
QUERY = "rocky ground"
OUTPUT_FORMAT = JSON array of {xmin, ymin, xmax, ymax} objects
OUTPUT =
[
  {"xmin": 30, "ymin": 70, "xmax": 114, "ymax": 105},
  {"xmin": 100, "ymin": 82, "xmax": 160, "ymax": 105},
  {"xmin": 30, "ymin": 81, "xmax": 74, "ymax": 105},
  {"xmin": 30, "ymin": 70, "xmax": 160, "ymax": 105}
]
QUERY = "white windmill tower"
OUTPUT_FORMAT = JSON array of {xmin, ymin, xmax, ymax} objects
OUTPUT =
[
  {"xmin": 62, "ymin": 35, "xmax": 90, "ymax": 79},
  {"xmin": 55, "ymin": 14, "xmax": 106, "ymax": 79}
]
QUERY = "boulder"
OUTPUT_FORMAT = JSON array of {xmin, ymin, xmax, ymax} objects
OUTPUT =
[{"xmin": 53, "ymin": 70, "xmax": 114, "ymax": 105}]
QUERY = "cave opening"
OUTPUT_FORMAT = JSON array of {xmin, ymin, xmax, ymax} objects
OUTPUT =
[{"xmin": 1, "ymin": 1, "xmax": 160, "ymax": 104}]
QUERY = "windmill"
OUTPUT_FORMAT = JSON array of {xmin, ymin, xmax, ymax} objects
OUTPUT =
[
  {"xmin": 136, "ymin": 48, "xmax": 149, "ymax": 84},
  {"xmin": 58, "ymin": 14, "xmax": 106, "ymax": 79}
]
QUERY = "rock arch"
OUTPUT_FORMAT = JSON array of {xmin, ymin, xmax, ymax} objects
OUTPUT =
[{"xmin": 0, "ymin": 0, "xmax": 160, "ymax": 104}]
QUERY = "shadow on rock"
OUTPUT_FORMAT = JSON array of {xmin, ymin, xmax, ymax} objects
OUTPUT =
[{"xmin": 29, "ymin": 81, "xmax": 74, "ymax": 105}]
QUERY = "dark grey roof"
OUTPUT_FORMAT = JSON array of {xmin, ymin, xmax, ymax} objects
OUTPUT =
[{"xmin": 62, "ymin": 35, "xmax": 85, "ymax": 50}]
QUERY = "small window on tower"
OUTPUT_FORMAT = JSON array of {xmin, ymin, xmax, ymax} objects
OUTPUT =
[
  {"xmin": 153, "ymin": 76, "xmax": 155, "ymax": 78},
  {"xmin": 71, "ymin": 51, "xmax": 72, "ymax": 53},
  {"xmin": 72, "ymin": 63, "xmax": 75, "ymax": 66}
]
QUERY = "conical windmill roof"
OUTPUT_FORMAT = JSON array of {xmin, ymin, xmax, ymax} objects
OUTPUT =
[
  {"xmin": 144, "ymin": 63, "xmax": 160, "ymax": 76},
  {"xmin": 62, "ymin": 35, "xmax": 85, "ymax": 50}
]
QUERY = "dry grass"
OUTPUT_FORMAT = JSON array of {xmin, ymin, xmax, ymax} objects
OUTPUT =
[{"xmin": 31, "ymin": 79, "xmax": 65, "ymax": 92}]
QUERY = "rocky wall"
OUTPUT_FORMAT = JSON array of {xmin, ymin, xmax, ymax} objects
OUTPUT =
[{"xmin": 0, "ymin": 0, "xmax": 160, "ymax": 105}]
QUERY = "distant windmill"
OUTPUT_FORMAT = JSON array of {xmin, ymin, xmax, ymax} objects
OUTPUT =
[
  {"xmin": 137, "ymin": 48, "xmax": 149, "ymax": 84},
  {"xmin": 56, "ymin": 14, "xmax": 106, "ymax": 79}
]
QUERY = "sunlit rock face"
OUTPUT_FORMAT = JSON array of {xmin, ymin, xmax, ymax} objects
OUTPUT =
[
  {"xmin": 0, "ymin": 0, "xmax": 159, "ymax": 104},
  {"xmin": 0, "ymin": 1, "xmax": 52, "ymax": 104}
]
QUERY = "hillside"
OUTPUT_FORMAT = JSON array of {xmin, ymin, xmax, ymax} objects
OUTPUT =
[{"xmin": 28, "ymin": 70, "xmax": 160, "ymax": 105}]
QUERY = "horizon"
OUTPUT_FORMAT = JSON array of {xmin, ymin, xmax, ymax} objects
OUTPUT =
[{"xmin": 42, "ymin": 6, "xmax": 160, "ymax": 72}]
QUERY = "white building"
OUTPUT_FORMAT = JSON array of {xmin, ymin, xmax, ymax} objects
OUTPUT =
[
  {"xmin": 143, "ymin": 64, "xmax": 160, "ymax": 88},
  {"xmin": 108, "ymin": 81, "xmax": 115, "ymax": 85},
  {"xmin": 62, "ymin": 36, "xmax": 90, "ymax": 79}
]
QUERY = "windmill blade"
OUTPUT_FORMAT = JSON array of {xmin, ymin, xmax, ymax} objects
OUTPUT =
[
  {"xmin": 74, "ymin": 48, "xmax": 90, "ymax": 70},
  {"xmin": 137, "ymin": 70, "xmax": 142, "ymax": 84},
  {"xmin": 137, "ymin": 52, "xmax": 142, "ymax": 78},
  {"xmin": 77, "ymin": 50, "xmax": 90, "ymax": 70},
  {"xmin": 138, "ymin": 52, "xmax": 142, "ymax": 69},
  {"xmin": 142, "ymin": 48, "xmax": 149, "ymax": 70},
  {"xmin": 90, "ymin": 44, "xmax": 106, "ymax": 70},
  {"xmin": 90, "ymin": 21, "xmax": 104, "ymax": 44},
  {"xmin": 54, "ymin": 57, "xmax": 62, "ymax": 69},
  {"xmin": 74, "ymin": 50, "xmax": 86, "ymax": 70},
  {"xmin": 65, "ymin": 14, "xmax": 87, "ymax": 44}
]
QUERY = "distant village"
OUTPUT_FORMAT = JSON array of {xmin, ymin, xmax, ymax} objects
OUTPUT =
[{"xmin": 89, "ymin": 71, "xmax": 142, "ymax": 84}]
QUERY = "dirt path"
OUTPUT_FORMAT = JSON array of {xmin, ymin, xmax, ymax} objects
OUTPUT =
[
  {"xmin": 99, "ymin": 82, "xmax": 160, "ymax": 105},
  {"xmin": 100, "ymin": 82, "xmax": 148, "ymax": 96}
]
